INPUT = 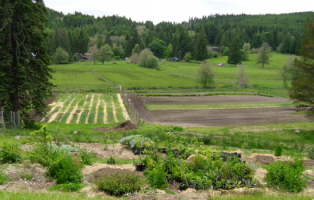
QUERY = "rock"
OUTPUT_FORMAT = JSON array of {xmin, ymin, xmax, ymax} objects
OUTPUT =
[
  {"xmin": 15, "ymin": 135, "xmax": 21, "ymax": 140},
  {"xmin": 295, "ymin": 129, "xmax": 300, "ymax": 133},
  {"xmin": 156, "ymin": 189, "xmax": 166, "ymax": 194},
  {"xmin": 304, "ymin": 170, "xmax": 314, "ymax": 176},
  {"xmin": 186, "ymin": 154, "xmax": 206, "ymax": 163}
]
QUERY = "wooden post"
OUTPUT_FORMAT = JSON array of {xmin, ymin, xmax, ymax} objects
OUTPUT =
[
  {"xmin": 10, "ymin": 111, "xmax": 13, "ymax": 129},
  {"xmin": 1, "ymin": 111, "xmax": 5, "ymax": 133},
  {"xmin": 17, "ymin": 111, "xmax": 20, "ymax": 129}
]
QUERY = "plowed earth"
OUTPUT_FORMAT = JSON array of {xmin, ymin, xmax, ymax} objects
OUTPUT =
[{"xmin": 127, "ymin": 94, "xmax": 309, "ymax": 127}]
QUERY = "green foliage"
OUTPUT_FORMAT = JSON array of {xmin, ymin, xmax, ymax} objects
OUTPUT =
[
  {"xmin": 307, "ymin": 146, "xmax": 314, "ymax": 159},
  {"xmin": 97, "ymin": 44, "xmax": 113, "ymax": 64},
  {"xmin": 0, "ymin": 143, "xmax": 22, "ymax": 164},
  {"xmin": 132, "ymin": 44, "xmax": 140, "ymax": 55},
  {"xmin": 281, "ymin": 55, "xmax": 297, "ymax": 88},
  {"xmin": 95, "ymin": 171, "xmax": 144, "ymax": 196},
  {"xmin": 256, "ymin": 42, "xmax": 272, "ymax": 68},
  {"xmin": 197, "ymin": 61, "xmax": 215, "ymax": 88},
  {"xmin": 0, "ymin": 0, "xmax": 54, "ymax": 115},
  {"xmin": 146, "ymin": 55, "xmax": 159, "ymax": 69},
  {"xmin": 149, "ymin": 39, "xmax": 166, "ymax": 58},
  {"xmin": 184, "ymin": 52, "xmax": 193, "ymax": 62},
  {"xmin": 146, "ymin": 164, "xmax": 168, "ymax": 189},
  {"xmin": 20, "ymin": 173, "xmax": 34, "ymax": 181},
  {"xmin": 106, "ymin": 156, "xmax": 117, "ymax": 165},
  {"xmin": 290, "ymin": 15, "xmax": 314, "ymax": 117},
  {"xmin": 120, "ymin": 135, "xmax": 155, "ymax": 150},
  {"xmin": 265, "ymin": 158, "xmax": 307, "ymax": 192},
  {"xmin": 242, "ymin": 43, "xmax": 251, "ymax": 61},
  {"xmin": 274, "ymin": 144, "xmax": 283, "ymax": 156},
  {"xmin": 48, "ymin": 183, "xmax": 85, "ymax": 192},
  {"xmin": 79, "ymin": 149, "xmax": 94, "ymax": 165},
  {"xmin": 194, "ymin": 26, "xmax": 208, "ymax": 61},
  {"xmin": 165, "ymin": 44, "xmax": 173, "ymax": 58},
  {"xmin": 53, "ymin": 47, "xmax": 69, "ymax": 64},
  {"xmin": 228, "ymin": 36, "xmax": 243, "ymax": 65},
  {"xmin": 51, "ymin": 155, "xmax": 83, "ymax": 184},
  {"xmin": 0, "ymin": 172, "xmax": 9, "ymax": 185}
]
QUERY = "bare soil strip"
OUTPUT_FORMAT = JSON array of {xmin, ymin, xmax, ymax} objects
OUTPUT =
[
  {"xmin": 94, "ymin": 97, "xmax": 101, "ymax": 124},
  {"xmin": 85, "ymin": 93, "xmax": 95, "ymax": 124},
  {"xmin": 47, "ymin": 93, "xmax": 73, "ymax": 123},
  {"xmin": 77, "ymin": 94, "xmax": 89, "ymax": 124},
  {"xmin": 111, "ymin": 96, "xmax": 118, "ymax": 123},
  {"xmin": 66, "ymin": 100, "xmax": 79, "ymax": 124},
  {"xmin": 117, "ymin": 93, "xmax": 130, "ymax": 120},
  {"xmin": 103, "ymin": 100, "xmax": 108, "ymax": 124}
]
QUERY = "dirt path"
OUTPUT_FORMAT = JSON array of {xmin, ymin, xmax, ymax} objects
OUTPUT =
[
  {"xmin": 117, "ymin": 94, "xmax": 130, "ymax": 120},
  {"xmin": 111, "ymin": 96, "xmax": 118, "ymax": 123},
  {"xmin": 103, "ymin": 100, "xmax": 108, "ymax": 124},
  {"xmin": 66, "ymin": 101, "xmax": 79, "ymax": 124},
  {"xmin": 85, "ymin": 94, "xmax": 95, "ymax": 124}
]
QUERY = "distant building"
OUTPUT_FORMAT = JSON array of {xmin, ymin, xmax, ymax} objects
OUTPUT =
[
  {"xmin": 125, "ymin": 57, "xmax": 131, "ymax": 61},
  {"xmin": 212, "ymin": 47, "xmax": 220, "ymax": 52}
]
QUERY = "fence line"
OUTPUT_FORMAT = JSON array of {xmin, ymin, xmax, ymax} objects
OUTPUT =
[
  {"xmin": 120, "ymin": 86, "xmax": 140, "ymax": 123},
  {"xmin": 0, "ymin": 110, "xmax": 20, "ymax": 133}
]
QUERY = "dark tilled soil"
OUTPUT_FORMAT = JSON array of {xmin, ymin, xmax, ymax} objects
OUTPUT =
[
  {"xmin": 127, "ymin": 94, "xmax": 308, "ymax": 127},
  {"xmin": 255, "ymin": 155, "xmax": 275, "ymax": 165},
  {"xmin": 138, "ymin": 95, "xmax": 292, "ymax": 104},
  {"xmin": 305, "ymin": 159, "xmax": 314, "ymax": 167}
]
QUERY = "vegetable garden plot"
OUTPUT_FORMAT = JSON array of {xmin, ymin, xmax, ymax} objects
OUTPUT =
[{"xmin": 41, "ymin": 93, "xmax": 129, "ymax": 124}]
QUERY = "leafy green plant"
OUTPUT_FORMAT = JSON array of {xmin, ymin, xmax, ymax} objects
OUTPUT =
[
  {"xmin": 48, "ymin": 183, "xmax": 86, "ymax": 192},
  {"xmin": 106, "ymin": 156, "xmax": 116, "ymax": 165},
  {"xmin": 274, "ymin": 144, "xmax": 283, "ymax": 156},
  {"xmin": 307, "ymin": 146, "xmax": 314, "ymax": 159},
  {"xmin": 0, "ymin": 172, "xmax": 9, "ymax": 185},
  {"xmin": 0, "ymin": 143, "xmax": 22, "ymax": 164},
  {"xmin": 146, "ymin": 164, "xmax": 168, "ymax": 189},
  {"xmin": 20, "ymin": 173, "xmax": 34, "ymax": 181},
  {"xmin": 79, "ymin": 148, "xmax": 94, "ymax": 165},
  {"xmin": 265, "ymin": 158, "xmax": 307, "ymax": 192},
  {"xmin": 95, "ymin": 171, "xmax": 144, "ymax": 196},
  {"xmin": 50, "ymin": 155, "xmax": 83, "ymax": 184}
]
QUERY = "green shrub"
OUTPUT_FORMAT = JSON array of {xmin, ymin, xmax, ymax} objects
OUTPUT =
[
  {"xmin": 146, "ymin": 164, "xmax": 168, "ymax": 189},
  {"xmin": 50, "ymin": 155, "xmax": 83, "ymax": 184},
  {"xmin": 106, "ymin": 156, "xmax": 116, "ymax": 165},
  {"xmin": 146, "ymin": 55, "xmax": 158, "ymax": 69},
  {"xmin": 48, "ymin": 183, "xmax": 86, "ymax": 192},
  {"xmin": 173, "ymin": 126, "xmax": 183, "ymax": 132},
  {"xmin": 265, "ymin": 159, "xmax": 307, "ymax": 192},
  {"xmin": 274, "ymin": 144, "xmax": 283, "ymax": 156},
  {"xmin": 0, "ymin": 143, "xmax": 22, "ymax": 164},
  {"xmin": 95, "ymin": 171, "xmax": 144, "ymax": 196},
  {"xmin": 0, "ymin": 172, "xmax": 9, "ymax": 185},
  {"xmin": 307, "ymin": 146, "xmax": 314, "ymax": 159},
  {"xmin": 79, "ymin": 148, "xmax": 94, "ymax": 165}
]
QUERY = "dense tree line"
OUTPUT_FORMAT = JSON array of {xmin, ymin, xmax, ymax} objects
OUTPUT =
[{"xmin": 45, "ymin": 8, "xmax": 313, "ymax": 61}]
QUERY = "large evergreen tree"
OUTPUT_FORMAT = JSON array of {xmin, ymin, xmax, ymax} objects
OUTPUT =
[
  {"xmin": 194, "ymin": 26, "xmax": 208, "ymax": 61},
  {"xmin": 0, "ymin": 0, "xmax": 54, "ymax": 115},
  {"xmin": 227, "ymin": 36, "xmax": 243, "ymax": 65},
  {"xmin": 290, "ymin": 15, "xmax": 314, "ymax": 116}
]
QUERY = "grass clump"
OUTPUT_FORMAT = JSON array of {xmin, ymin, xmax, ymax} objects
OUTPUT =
[
  {"xmin": 48, "ymin": 183, "xmax": 86, "ymax": 192},
  {"xmin": 265, "ymin": 158, "xmax": 307, "ymax": 192},
  {"xmin": 274, "ymin": 144, "xmax": 283, "ymax": 156},
  {"xmin": 0, "ymin": 143, "xmax": 22, "ymax": 164},
  {"xmin": 95, "ymin": 171, "xmax": 144, "ymax": 196},
  {"xmin": 0, "ymin": 172, "xmax": 9, "ymax": 185},
  {"xmin": 307, "ymin": 146, "xmax": 314, "ymax": 159}
]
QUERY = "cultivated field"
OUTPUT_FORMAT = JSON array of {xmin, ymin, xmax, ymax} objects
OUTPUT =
[
  {"xmin": 127, "ymin": 93, "xmax": 309, "ymax": 127},
  {"xmin": 41, "ymin": 93, "xmax": 129, "ymax": 124}
]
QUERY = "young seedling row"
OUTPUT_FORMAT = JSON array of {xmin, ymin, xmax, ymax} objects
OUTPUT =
[{"xmin": 41, "ymin": 93, "xmax": 129, "ymax": 124}]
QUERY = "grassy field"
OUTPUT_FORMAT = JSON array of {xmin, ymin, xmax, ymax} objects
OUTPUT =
[
  {"xmin": 146, "ymin": 102, "xmax": 294, "ymax": 110},
  {"xmin": 49, "ymin": 52, "xmax": 293, "ymax": 98}
]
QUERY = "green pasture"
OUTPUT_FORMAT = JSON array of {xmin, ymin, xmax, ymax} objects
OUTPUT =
[
  {"xmin": 49, "ymin": 53, "xmax": 293, "ymax": 98},
  {"xmin": 146, "ymin": 102, "xmax": 294, "ymax": 110}
]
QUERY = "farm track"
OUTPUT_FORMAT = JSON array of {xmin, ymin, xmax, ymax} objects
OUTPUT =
[{"xmin": 128, "ymin": 93, "xmax": 309, "ymax": 127}]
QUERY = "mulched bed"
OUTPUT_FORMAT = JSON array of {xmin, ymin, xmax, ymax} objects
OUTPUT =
[{"xmin": 255, "ymin": 155, "xmax": 274, "ymax": 165}]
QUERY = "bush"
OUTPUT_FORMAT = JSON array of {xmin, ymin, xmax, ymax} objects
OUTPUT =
[
  {"xmin": 274, "ymin": 144, "xmax": 283, "ymax": 156},
  {"xmin": 307, "ymin": 146, "xmax": 314, "ymax": 159},
  {"xmin": 0, "ymin": 143, "xmax": 22, "ymax": 164},
  {"xmin": 265, "ymin": 159, "xmax": 307, "ymax": 192},
  {"xmin": 48, "ymin": 183, "xmax": 85, "ymax": 192},
  {"xmin": 53, "ymin": 47, "xmax": 69, "ymax": 64},
  {"xmin": 131, "ymin": 53, "xmax": 139, "ymax": 64},
  {"xmin": 120, "ymin": 135, "xmax": 154, "ymax": 150},
  {"xmin": 184, "ymin": 52, "xmax": 192, "ymax": 62},
  {"xmin": 95, "ymin": 171, "xmax": 144, "ymax": 196},
  {"xmin": 79, "ymin": 148, "xmax": 94, "ymax": 165},
  {"xmin": 0, "ymin": 172, "xmax": 9, "ymax": 185},
  {"xmin": 146, "ymin": 55, "xmax": 158, "ymax": 69},
  {"xmin": 146, "ymin": 164, "xmax": 168, "ymax": 189},
  {"xmin": 50, "ymin": 155, "xmax": 83, "ymax": 184}
]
